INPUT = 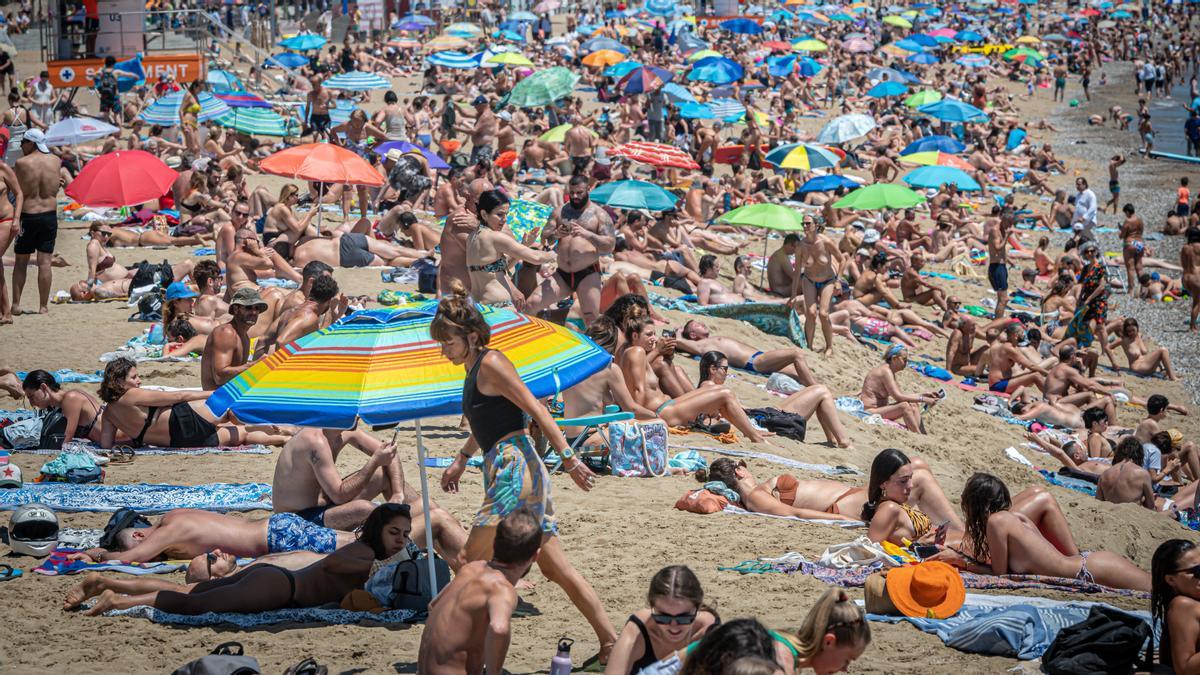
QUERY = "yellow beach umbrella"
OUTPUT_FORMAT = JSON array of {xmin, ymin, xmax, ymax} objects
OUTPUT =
[
  {"xmin": 539, "ymin": 123, "xmax": 598, "ymax": 143},
  {"xmin": 883, "ymin": 15, "xmax": 912, "ymax": 28},
  {"xmin": 793, "ymin": 39, "xmax": 828, "ymax": 52},
  {"xmin": 687, "ymin": 49, "xmax": 723, "ymax": 62},
  {"xmin": 487, "ymin": 52, "xmax": 534, "ymax": 66},
  {"xmin": 582, "ymin": 49, "xmax": 627, "ymax": 67},
  {"xmin": 1015, "ymin": 35, "xmax": 1041, "ymax": 44}
]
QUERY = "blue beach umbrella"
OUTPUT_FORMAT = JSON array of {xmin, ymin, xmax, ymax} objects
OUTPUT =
[
  {"xmin": 510, "ymin": 10, "xmax": 538, "ymax": 21},
  {"xmin": 867, "ymin": 81, "xmax": 908, "ymax": 97},
  {"xmin": 278, "ymin": 34, "xmax": 327, "ymax": 51},
  {"xmin": 661, "ymin": 82, "xmax": 697, "ymax": 103},
  {"xmin": 687, "ymin": 56, "xmax": 743, "ymax": 84},
  {"xmin": 902, "ymin": 135, "xmax": 966, "ymax": 154},
  {"xmin": 797, "ymin": 57, "xmax": 823, "ymax": 78},
  {"xmin": 590, "ymin": 179, "xmax": 679, "ymax": 211},
  {"xmin": 605, "ymin": 61, "xmax": 643, "ymax": 78},
  {"xmin": 918, "ymin": 99, "xmax": 988, "ymax": 122},
  {"xmin": 675, "ymin": 101, "xmax": 715, "ymax": 119},
  {"xmin": 580, "ymin": 36, "xmax": 630, "ymax": 55},
  {"xmin": 797, "ymin": 174, "xmax": 860, "ymax": 193},
  {"xmin": 767, "ymin": 55, "xmax": 797, "ymax": 77},
  {"xmin": 646, "ymin": 0, "xmax": 677, "ymax": 16},
  {"xmin": 894, "ymin": 38, "xmax": 927, "ymax": 52},
  {"xmin": 908, "ymin": 33, "xmax": 939, "ymax": 47},
  {"xmin": 907, "ymin": 52, "xmax": 939, "ymax": 65},
  {"xmin": 397, "ymin": 14, "xmax": 435, "ymax": 26},
  {"xmin": 720, "ymin": 18, "xmax": 763, "ymax": 34},
  {"xmin": 264, "ymin": 52, "xmax": 309, "ymax": 69},
  {"xmin": 206, "ymin": 69, "xmax": 244, "ymax": 93},
  {"xmin": 956, "ymin": 29, "xmax": 983, "ymax": 41},
  {"xmin": 903, "ymin": 165, "xmax": 981, "ymax": 191},
  {"xmin": 426, "ymin": 51, "xmax": 480, "ymax": 69}
]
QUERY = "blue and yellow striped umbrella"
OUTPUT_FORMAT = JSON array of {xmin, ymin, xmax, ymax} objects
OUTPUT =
[
  {"xmin": 207, "ymin": 304, "xmax": 611, "ymax": 428},
  {"xmin": 764, "ymin": 142, "xmax": 841, "ymax": 170}
]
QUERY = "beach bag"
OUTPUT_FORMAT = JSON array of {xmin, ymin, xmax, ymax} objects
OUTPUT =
[
  {"xmin": 606, "ymin": 420, "xmax": 668, "ymax": 477},
  {"xmin": 744, "ymin": 407, "xmax": 807, "ymax": 442},
  {"xmin": 367, "ymin": 551, "xmax": 452, "ymax": 614},
  {"xmin": 172, "ymin": 642, "xmax": 261, "ymax": 675},
  {"xmin": 674, "ymin": 488, "xmax": 729, "ymax": 514},
  {"xmin": 1041, "ymin": 605, "xmax": 1152, "ymax": 675},
  {"xmin": 413, "ymin": 258, "xmax": 438, "ymax": 294},
  {"xmin": 2, "ymin": 417, "xmax": 42, "ymax": 449},
  {"xmin": 37, "ymin": 409, "xmax": 68, "ymax": 449}
]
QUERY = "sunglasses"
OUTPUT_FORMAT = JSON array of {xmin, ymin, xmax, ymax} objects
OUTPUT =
[
  {"xmin": 1174, "ymin": 564, "xmax": 1200, "ymax": 580},
  {"xmin": 234, "ymin": 211, "xmax": 251, "ymax": 217},
  {"xmin": 206, "ymin": 551, "xmax": 217, "ymax": 578},
  {"xmin": 651, "ymin": 610, "xmax": 698, "ymax": 626}
]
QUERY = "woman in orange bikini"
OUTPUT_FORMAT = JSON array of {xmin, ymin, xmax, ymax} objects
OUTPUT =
[{"xmin": 695, "ymin": 458, "xmax": 862, "ymax": 521}]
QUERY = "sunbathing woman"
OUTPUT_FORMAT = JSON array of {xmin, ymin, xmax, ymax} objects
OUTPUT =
[
  {"xmin": 1116, "ymin": 318, "xmax": 1178, "ymax": 380},
  {"xmin": 944, "ymin": 473, "xmax": 1151, "ymax": 591},
  {"xmin": 22, "ymin": 369, "xmax": 110, "ymax": 447},
  {"xmin": 696, "ymin": 458, "xmax": 859, "ymax": 522},
  {"xmin": 262, "ymin": 184, "xmax": 319, "ymax": 257},
  {"xmin": 697, "ymin": 351, "xmax": 851, "ymax": 449},
  {"xmin": 178, "ymin": 172, "xmax": 232, "ymax": 232},
  {"xmin": 618, "ymin": 315, "xmax": 767, "ymax": 443},
  {"xmin": 1152, "ymin": 539, "xmax": 1200, "ymax": 673},
  {"xmin": 605, "ymin": 565, "xmax": 720, "ymax": 675},
  {"xmin": 103, "ymin": 224, "xmax": 206, "ymax": 249},
  {"xmin": 72, "ymin": 503, "xmax": 412, "ymax": 617},
  {"xmin": 97, "ymin": 357, "xmax": 288, "ymax": 449}
]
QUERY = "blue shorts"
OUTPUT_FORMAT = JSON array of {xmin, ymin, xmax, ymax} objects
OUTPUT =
[
  {"xmin": 990, "ymin": 380, "xmax": 1010, "ymax": 393},
  {"xmin": 988, "ymin": 262, "xmax": 1009, "ymax": 292},
  {"xmin": 267, "ymin": 513, "xmax": 338, "ymax": 554},
  {"xmin": 746, "ymin": 351, "xmax": 765, "ymax": 373}
]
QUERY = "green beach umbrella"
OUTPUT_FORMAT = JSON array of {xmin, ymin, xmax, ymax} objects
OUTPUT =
[
  {"xmin": 904, "ymin": 89, "xmax": 943, "ymax": 108},
  {"xmin": 1003, "ymin": 46, "xmax": 1045, "ymax": 63},
  {"xmin": 215, "ymin": 108, "xmax": 299, "ymax": 137},
  {"xmin": 832, "ymin": 183, "xmax": 926, "ymax": 210},
  {"xmin": 538, "ymin": 123, "xmax": 598, "ymax": 143},
  {"xmin": 686, "ymin": 49, "xmax": 723, "ymax": 62},
  {"xmin": 718, "ymin": 203, "xmax": 808, "ymax": 284},
  {"xmin": 487, "ymin": 52, "xmax": 534, "ymax": 66},
  {"xmin": 508, "ymin": 67, "xmax": 580, "ymax": 108}
]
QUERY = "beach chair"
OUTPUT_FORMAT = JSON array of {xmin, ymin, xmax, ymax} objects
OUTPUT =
[{"xmin": 541, "ymin": 406, "xmax": 634, "ymax": 473}]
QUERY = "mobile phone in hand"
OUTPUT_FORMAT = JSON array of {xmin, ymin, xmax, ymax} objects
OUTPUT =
[{"xmin": 934, "ymin": 521, "xmax": 949, "ymax": 546}]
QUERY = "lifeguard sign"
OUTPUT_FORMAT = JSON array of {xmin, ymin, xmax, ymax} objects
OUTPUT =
[{"xmin": 47, "ymin": 54, "xmax": 204, "ymax": 88}]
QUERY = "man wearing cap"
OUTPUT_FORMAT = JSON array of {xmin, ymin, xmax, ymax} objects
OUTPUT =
[
  {"xmin": 457, "ymin": 95, "xmax": 496, "ymax": 167},
  {"xmin": 11, "ymin": 128, "xmax": 61, "ymax": 317},
  {"xmin": 200, "ymin": 287, "xmax": 267, "ymax": 391}
]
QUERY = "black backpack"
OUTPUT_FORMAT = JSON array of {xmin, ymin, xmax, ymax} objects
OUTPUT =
[
  {"xmin": 380, "ymin": 553, "xmax": 452, "ymax": 615},
  {"xmin": 1042, "ymin": 605, "xmax": 1153, "ymax": 675},
  {"xmin": 172, "ymin": 642, "xmax": 261, "ymax": 675},
  {"xmin": 744, "ymin": 407, "xmax": 807, "ymax": 442},
  {"xmin": 95, "ymin": 70, "xmax": 118, "ymax": 101}
]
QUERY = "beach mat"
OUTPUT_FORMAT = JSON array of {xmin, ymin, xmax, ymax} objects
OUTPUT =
[
  {"xmin": 722, "ymin": 505, "xmax": 864, "ymax": 528},
  {"xmin": 106, "ymin": 604, "xmax": 419, "ymax": 628},
  {"xmin": 34, "ymin": 549, "xmax": 185, "ymax": 576},
  {"xmin": 0, "ymin": 482, "xmax": 272, "ymax": 513},
  {"xmin": 11, "ymin": 442, "xmax": 273, "ymax": 456}
]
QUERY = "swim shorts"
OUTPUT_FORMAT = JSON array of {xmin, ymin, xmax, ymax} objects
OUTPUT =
[
  {"xmin": 474, "ymin": 434, "xmax": 557, "ymax": 535},
  {"xmin": 338, "ymin": 232, "xmax": 375, "ymax": 268},
  {"xmin": 266, "ymin": 512, "xmax": 338, "ymax": 554},
  {"xmin": 168, "ymin": 401, "xmax": 219, "ymax": 447},
  {"xmin": 1109, "ymin": 180, "xmax": 1120, "ymax": 195},
  {"xmin": 470, "ymin": 144, "xmax": 495, "ymax": 165},
  {"xmin": 13, "ymin": 210, "xmax": 59, "ymax": 255},
  {"xmin": 989, "ymin": 380, "xmax": 1010, "ymax": 393},
  {"xmin": 309, "ymin": 113, "xmax": 332, "ymax": 133},
  {"xmin": 1179, "ymin": 203, "xmax": 1191, "ymax": 218},
  {"xmin": 294, "ymin": 505, "xmax": 328, "ymax": 527},
  {"xmin": 746, "ymin": 351, "xmax": 765, "ymax": 373},
  {"xmin": 988, "ymin": 262, "xmax": 1009, "ymax": 292}
]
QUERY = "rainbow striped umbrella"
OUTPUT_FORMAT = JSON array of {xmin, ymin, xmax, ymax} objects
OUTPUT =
[{"xmin": 207, "ymin": 303, "xmax": 611, "ymax": 428}]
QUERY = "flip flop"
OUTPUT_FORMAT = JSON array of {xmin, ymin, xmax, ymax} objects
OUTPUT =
[{"xmin": 0, "ymin": 564, "xmax": 23, "ymax": 581}]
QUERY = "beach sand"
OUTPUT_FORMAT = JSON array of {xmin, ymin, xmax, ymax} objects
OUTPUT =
[{"xmin": 1, "ymin": 27, "xmax": 1199, "ymax": 675}]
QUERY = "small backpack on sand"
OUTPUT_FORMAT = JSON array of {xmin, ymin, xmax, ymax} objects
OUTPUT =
[
  {"xmin": 1041, "ymin": 605, "xmax": 1152, "ymax": 675},
  {"xmin": 172, "ymin": 642, "xmax": 261, "ymax": 675}
]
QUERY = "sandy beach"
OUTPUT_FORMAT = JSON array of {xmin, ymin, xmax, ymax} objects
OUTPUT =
[{"xmin": 1, "ymin": 10, "xmax": 1199, "ymax": 675}]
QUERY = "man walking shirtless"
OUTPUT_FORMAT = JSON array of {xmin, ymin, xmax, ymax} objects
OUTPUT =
[{"xmin": 12, "ymin": 129, "xmax": 60, "ymax": 316}]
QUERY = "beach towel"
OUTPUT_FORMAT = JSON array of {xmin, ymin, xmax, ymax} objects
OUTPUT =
[
  {"xmin": 107, "ymin": 604, "xmax": 418, "ymax": 628},
  {"xmin": 16, "ymin": 369, "xmax": 102, "ymax": 384},
  {"xmin": 668, "ymin": 444, "xmax": 861, "ymax": 476},
  {"xmin": 0, "ymin": 482, "xmax": 272, "ymax": 513},
  {"xmin": 33, "ymin": 548, "xmax": 185, "ymax": 576},
  {"xmin": 100, "ymin": 332, "xmax": 198, "ymax": 363},
  {"xmin": 721, "ymin": 556, "xmax": 1148, "ymax": 597},
  {"xmin": 722, "ymin": 505, "xmax": 864, "ymax": 528},
  {"xmin": 11, "ymin": 442, "xmax": 272, "ymax": 457},
  {"xmin": 694, "ymin": 302, "xmax": 806, "ymax": 347},
  {"xmin": 866, "ymin": 593, "xmax": 1156, "ymax": 660},
  {"xmin": 505, "ymin": 198, "xmax": 553, "ymax": 242}
]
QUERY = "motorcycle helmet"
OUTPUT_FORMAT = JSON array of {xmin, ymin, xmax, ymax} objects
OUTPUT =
[{"xmin": 8, "ymin": 503, "xmax": 59, "ymax": 557}]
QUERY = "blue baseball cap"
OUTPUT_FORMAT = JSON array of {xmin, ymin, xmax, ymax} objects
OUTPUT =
[{"xmin": 165, "ymin": 281, "xmax": 198, "ymax": 301}]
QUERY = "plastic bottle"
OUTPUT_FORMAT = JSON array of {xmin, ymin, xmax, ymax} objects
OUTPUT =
[{"xmin": 550, "ymin": 637, "xmax": 574, "ymax": 675}]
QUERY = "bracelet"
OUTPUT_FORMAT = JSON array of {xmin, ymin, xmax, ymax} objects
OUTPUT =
[{"xmin": 458, "ymin": 448, "xmax": 474, "ymax": 460}]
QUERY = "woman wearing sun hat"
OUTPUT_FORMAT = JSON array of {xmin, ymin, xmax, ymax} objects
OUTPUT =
[{"xmin": 865, "ymin": 560, "xmax": 966, "ymax": 620}]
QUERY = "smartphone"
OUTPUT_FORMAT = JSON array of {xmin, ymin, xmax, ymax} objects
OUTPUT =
[
  {"xmin": 914, "ymin": 544, "xmax": 940, "ymax": 560},
  {"xmin": 934, "ymin": 521, "xmax": 949, "ymax": 546},
  {"xmin": 662, "ymin": 329, "xmax": 677, "ymax": 338}
]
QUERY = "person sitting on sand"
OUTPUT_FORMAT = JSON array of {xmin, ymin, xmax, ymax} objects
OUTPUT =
[
  {"xmin": 696, "ymin": 255, "xmax": 750, "ymax": 306},
  {"xmin": 163, "ymin": 318, "xmax": 208, "ymax": 358},
  {"xmin": 675, "ymin": 319, "xmax": 817, "ymax": 387},
  {"xmin": 1114, "ymin": 317, "xmax": 1178, "ymax": 380},
  {"xmin": 945, "ymin": 317, "xmax": 987, "ymax": 377},
  {"xmin": 618, "ymin": 315, "xmax": 768, "ymax": 443},
  {"xmin": 21, "ymin": 369, "xmax": 109, "ymax": 447},
  {"xmin": 271, "ymin": 426, "xmax": 467, "ymax": 564},
  {"xmin": 97, "ymin": 357, "xmax": 288, "ymax": 449},
  {"xmin": 852, "ymin": 251, "xmax": 909, "ymax": 309},
  {"xmin": 860, "ymin": 448, "xmax": 964, "ymax": 547},
  {"xmin": 899, "ymin": 252, "xmax": 949, "ymax": 311},
  {"xmin": 69, "ymin": 503, "xmax": 412, "ymax": 617},
  {"xmin": 200, "ymin": 287, "xmax": 266, "ymax": 391},
  {"xmin": 697, "ymin": 351, "xmax": 851, "ymax": 449},
  {"xmin": 418, "ymin": 508, "xmax": 542, "ymax": 675},
  {"xmin": 1097, "ymin": 438, "xmax": 1159, "ymax": 511},
  {"xmin": 857, "ymin": 345, "xmax": 943, "ymax": 434},
  {"xmin": 696, "ymin": 458, "xmax": 860, "ymax": 522},
  {"xmin": 940, "ymin": 473, "xmax": 1151, "ymax": 592},
  {"xmin": 559, "ymin": 318, "xmax": 659, "ymax": 450},
  {"xmin": 1151, "ymin": 539, "xmax": 1200, "ymax": 672},
  {"xmin": 606, "ymin": 566, "xmax": 722, "ymax": 675},
  {"xmin": 984, "ymin": 322, "xmax": 1048, "ymax": 394}
]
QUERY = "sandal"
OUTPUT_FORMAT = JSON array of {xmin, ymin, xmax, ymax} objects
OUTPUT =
[
  {"xmin": 107, "ymin": 446, "xmax": 136, "ymax": 464},
  {"xmin": 284, "ymin": 657, "xmax": 328, "ymax": 675},
  {"xmin": 0, "ymin": 564, "xmax": 23, "ymax": 581}
]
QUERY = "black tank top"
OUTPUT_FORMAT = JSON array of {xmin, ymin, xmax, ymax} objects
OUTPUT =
[{"xmin": 463, "ymin": 349, "xmax": 525, "ymax": 452}]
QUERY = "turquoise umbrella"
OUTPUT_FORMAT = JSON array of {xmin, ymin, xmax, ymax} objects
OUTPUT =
[
  {"xmin": 590, "ymin": 180, "xmax": 679, "ymax": 211},
  {"xmin": 278, "ymin": 34, "xmax": 327, "ymax": 51},
  {"xmin": 903, "ymin": 166, "xmax": 981, "ymax": 191},
  {"xmin": 215, "ymin": 108, "xmax": 300, "ymax": 137}
]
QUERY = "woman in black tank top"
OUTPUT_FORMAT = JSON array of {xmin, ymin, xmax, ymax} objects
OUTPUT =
[{"xmin": 431, "ymin": 286, "xmax": 618, "ymax": 659}]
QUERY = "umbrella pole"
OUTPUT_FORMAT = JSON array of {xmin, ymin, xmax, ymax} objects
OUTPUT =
[
  {"xmin": 316, "ymin": 182, "xmax": 325, "ymax": 234},
  {"xmin": 760, "ymin": 232, "xmax": 768, "ymax": 288},
  {"xmin": 414, "ymin": 419, "xmax": 441, "ymax": 597}
]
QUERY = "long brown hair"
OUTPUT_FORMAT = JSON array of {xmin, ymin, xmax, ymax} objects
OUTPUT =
[{"xmin": 961, "ymin": 473, "xmax": 1011, "ymax": 563}]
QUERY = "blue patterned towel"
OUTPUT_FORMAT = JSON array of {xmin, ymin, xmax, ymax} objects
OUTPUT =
[
  {"xmin": 109, "ymin": 604, "xmax": 418, "ymax": 627},
  {"xmin": 0, "ymin": 482, "xmax": 272, "ymax": 513}
]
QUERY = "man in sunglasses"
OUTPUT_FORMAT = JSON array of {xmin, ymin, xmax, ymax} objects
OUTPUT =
[{"xmin": 419, "ymin": 508, "xmax": 542, "ymax": 675}]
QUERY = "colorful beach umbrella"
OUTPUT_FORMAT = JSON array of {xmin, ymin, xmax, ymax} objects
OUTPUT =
[
  {"xmin": 901, "ymin": 135, "xmax": 966, "ymax": 154},
  {"xmin": 610, "ymin": 141, "xmax": 700, "ymax": 169},
  {"xmin": 138, "ymin": 90, "xmax": 231, "ymax": 126},
  {"xmin": 44, "ymin": 116, "xmax": 119, "ymax": 146},
  {"xmin": 833, "ymin": 183, "xmax": 926, "ymax": 210},
  {"xmin": 590, "ymin": 179, "xmax": 678, "ymax": 211},
  {"xmin": 617, "ymin": 65, "xmax": 673, "ymax": 94},
  {"xmin": 278, "ymin": 34, "xmax": 326, "ymax": 51},
  {"xmin": 323, "ymin": 71, "xmax": 391, "ymax": 91},
  {"xmin": 956, "ymin": 54, "xmax": 991, "ymax": 68},
  {"xmin": 1003, "ymin": 46, "xmax": 1045, "ymax": 63},
  {"xmin": 764, "ymin": 142, "xmax": 841, "ymax": 170},
  {"xmin": 374, "ymin": 141, "xmax": 451, "ymax": 170},
  {"xmin": 215, "ymin": 92, "xmax": 272, "ymax": 109},
  {"xmin": 899, "ymin": 150, "xmax": 975, "ymax": 171},
  {"xmin": 686, "ymin": 49, "xmax": 722, "ymax": 62},
  {"xmin": 215, "ymin": 107, "xmax": 299, "ymax": 137},
  {"xmin": 508, "ymin": 67, "xmax": 580, "ymax": 108},
  {"xmin": 816, "ymin": 113, "xmax": 876, "ymax": 144},
  {"xmin": 903, "ymin": 165, "xmax": 981, "ymax": 191},
  {"xmin": 65, "ymin": 150, "xmax": 177, "ymax": 207},
  {"xmin": 687, "ymin": 55, "xmax": 743, "ymax": 84},
  {"xmin": 708, "ymin": 98, "xmax": 746, "ymax": 118}
]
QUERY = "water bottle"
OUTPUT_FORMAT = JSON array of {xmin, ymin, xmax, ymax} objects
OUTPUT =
[{"xmin": 550, "ymin": 637, "xmax": 574, "ymax": 675}]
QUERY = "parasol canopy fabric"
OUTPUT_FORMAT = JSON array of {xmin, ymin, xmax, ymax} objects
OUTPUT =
[
  {"xmin": 260, "ymin": 143, "xmax": 385, "ymax": 187},
  {"xmin": 589, "ymin": 180, "xmax": 679, "ymax": 211},
  {"xmin": 65, "ymin": 150, "xmax": 177, "ymax": 208}
]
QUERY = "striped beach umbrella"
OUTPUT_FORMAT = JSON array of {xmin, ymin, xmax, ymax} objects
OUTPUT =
[
  {"xmin": 215, "ymin": 92, "xmax": 272, "ymax": 109},
  {"xmin": 323, "ymin": 71, "xmax": 391, "ymax": 91},
  {"xmin": 426, "ymin": 51, "xmax": 480, "ymax": 69},
  {"xmin": 138, "ymin": 91, "xmax": 231, "ymax": 126},
  {"xmin": 425, "ymin": 35, "xmax": 472, "ymax": 52},
  {"xmin": 899, "ymin": 150, "xmax": 975, "ymax": 171},
  {"xmin": 708, "ymin": 98, "xmax": 745, "ymax": 118},
  {"xmin": 215, "ymin": 108, "xmax": 299, "ymax": 137},
  {"xmin": 956, "ymin": 54, "xmax": 991, "ymax": 68},
  {"xmin": 764, "ymin": 142, "xmax": 841, "ymax": 170},
  {"xmin": 610, "ymin": 141, "xmax": 700, "ymax": 169}
]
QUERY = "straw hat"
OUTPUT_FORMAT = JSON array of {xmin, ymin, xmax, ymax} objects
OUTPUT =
[
  {"xmin": 1168, "ymin": 429, "xmax": 1184, "ymax": 450},
  {"xmin": 864, "ymin": 562, "xmax": 964, "ymax": 619}
]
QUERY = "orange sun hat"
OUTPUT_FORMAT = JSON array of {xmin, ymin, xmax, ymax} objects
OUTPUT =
[
  {"xmin": 495, "ymin": 150, "xmax": 518, "ymax": 169},
  {"xmin": 867, "ymin": 561, "xmax": 965, "ymax": 619}
]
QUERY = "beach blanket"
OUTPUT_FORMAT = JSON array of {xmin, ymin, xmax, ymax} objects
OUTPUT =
[
  {"xmin": 720, "ymin": 556, "xmax": 1148, "ymax": 598},
  {"xmin": 16, "ymin": 369, "xmax": 102, "ymax": 384},
  {"xmin": 694, "ymin": 302, "xmax": 805, "ymax": 347},
  {"xmin": 12, "ymin": 441, "xmax": 272, "ymax": 456},
  {"xmin": 866, "ymin": 593, "xmax": 1155, "ymax": 659},
  {"xmin": 0, "ymin": 482, "xmax": 272, "ymax": 513},
  {"xmin": 723, "ymin": 505, "xmax": 864, "ymax": 528},
  {"xmin": 99, "ymin": 333, "xmax": 197, "ymax": 363},
  {"xmin": 107, "ymin": 604, "xmax": 419, "ymax": 628},
  {"xmin": 34, "ymin": 549, "xmax": 185, "ymax": 576},
  {"xmin": 669, "ymin": 444, "xmax": 861, "ymax": 477}
]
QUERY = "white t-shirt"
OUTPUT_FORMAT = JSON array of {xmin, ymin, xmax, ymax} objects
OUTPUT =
[{"xmin": 1143, "ymin": 443, "xmax": 1163, "ymax": 473}]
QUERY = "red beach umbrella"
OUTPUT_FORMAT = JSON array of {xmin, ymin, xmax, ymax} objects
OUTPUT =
[{"xmin": 65, "ymin": 150, "xmax": 178, "ymax": 208}]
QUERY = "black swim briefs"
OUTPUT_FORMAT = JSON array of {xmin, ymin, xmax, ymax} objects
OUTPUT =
[{"xmin": 13, "ymin": 210, "xmax": 59, "ymax": 255}]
